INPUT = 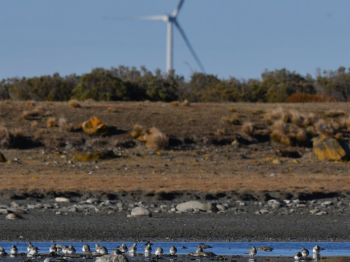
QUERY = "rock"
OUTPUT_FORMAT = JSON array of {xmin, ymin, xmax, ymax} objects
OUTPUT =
[
  {"xmin": 313, "ymin": 134, "xmax": 350, "ymax": 161},
  {"xmin": 259, "ymin": 209, "xmax": 269, "ymax": 214},
  {"xmin": 267, "ymin": 199, "xmax": 285, "ymax": 209},
  {"xmin": 130, "ymin": 207, "xmax": 152, "ymax": 217},
  {"xmin": 73, "ymin": 151, "xmax": 117, "ymax": 161},
  {"xmin": 0, "ymin": 208, "xmax": 9, "ymax": 214},
  {"xmin": 176, "ymin": 201, "xmax": 218, "ymax": 212},
  {"xmin": 81, "ymin": 117, "xmax": 108, "ymax": 135},
  {"xmin": 6, "ymin": 213, "xmax": 22, "ymax": 220},
  {"xmin": 0, "ymin": 151, "xmax": 7, "ymax": 162},
  {"xmin": 276, "ymin": 149, "xmax": 301, "ymax": 158},
  {"xmin": 216, "ymin": 204, "xmax": 227, "ymax": 211},
  {"xmin": 321, "ymin": 201, "xmax": 333, "ymax": 206},
  {"xmin": 272, "ymin": 159, "xmax": 281, "ymax": 164},
  {"xmin": 315, "ymin": 211, "xmax": 328, "ymax": 216},
  {"xmin": 55, "ymin": 197, "xmax": 71, "ymax": 203},
  {"xmin": 95, "ymin": 254, "xmax": 129, "ymax": 262}
]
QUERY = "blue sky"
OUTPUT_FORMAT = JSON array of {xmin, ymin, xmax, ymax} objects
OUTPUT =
[{"xmin": 1, "ymin": 1, "xmax": 350, "ymax": 81}]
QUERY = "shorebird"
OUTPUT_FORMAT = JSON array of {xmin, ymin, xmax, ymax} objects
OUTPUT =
[
  {"xmin": 95, "ymin": 243, "xmax": 102, "ymax": 253},
  {"xmin": 155, "ymin": 247, "xmax": 164, "ymax": 256},
  {"xmin": 248, "ymin": 246, "xmax": 257, "ymax": 258},
  {"xmin": 10, "ymin": 245, "xmax": 18, "ymax": 256},
  {"xmin": 199, "ymin": 243, "xmax": 212, "ymax": 249},
  {"xmin": 68, "ymin": 245, "xmax": 76, "ymax": 254},
  {"xmin": 144, "ymin": 242, "xmax": 152, "ymax": 256},
  {"xmin": 111, "ymin": 249, "xmax": 123, "ymax": 255},
  {"xmin": 49, "ymin": 244, "xmax": 57, "ymax": 254},
  {"xmin": 294, "ymin": 252, "xmax": 302, "ymax": 261},
  {"xmin": 128, "ymin": 243, "xmax": 137, "ymax": 254},
  {"xmin": 99, "ymin": 246, "xmax": 108, "ymax": 255},
  {"xmin": 119, "ymin": 243, "xmax": 128, "ymax": 253},
  {"xmin": 0, "ymin": 246, "xmax": 7, "ymax": 256},
  {"xmin": 301, "ymin": 248, "xmax": 309, "ymax": 258},
  {"xmin": 27, "ymin": 242, "xmax": 34, "ymax": 252},
  {"xmin": 28, "ymin": 247, "xmax": 39, "ymax": 256},
  {"xmin": 60, "ymin": 245, "xmax": 68, "ymax": 254},
  {"xmin": 82, "ymin": 244, "xmax": 91, "ymax": 253},
  {"xmin": 313, "ymin": 245, "xmax": 321, "ymax": 254},
  {"xmin": 196, "ymin": 246, "xmax": 203, "ymax": 253},
  {"xmin": 169, "ymin": 245, "xmax": 177, "ymax": 255}
]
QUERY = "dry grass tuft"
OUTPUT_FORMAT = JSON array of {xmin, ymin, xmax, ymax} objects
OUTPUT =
[
  {"xmin": 170, "ymin": 101, "xmax": 180, "ymax": 107},
  {"xmin": 26, "ymin": 100, "xmax": 35, "ymax": 106},
  {"xmin": 221, "ymin": 116, "xmax": 240, "ymax": 125},
  {"xmin": 131, "ymin": 124, "xmax": 146, "ymax": 138},
  {"xmin": 270, "ymin": 120, "xmax": 291, "ymax": 146},
  {"xmin": 4, "ymin": 100, "xmax": 10, "ymax": 105},
  {"xmin": 242, "ymin": 122, "xmax": 255, "ymax": 136},
  {"xmin": 47, "ymin": 117, "xmax": 58, "ymax": 128},
  {"xmin": 68, "ymin": 99, "xmax": 81, "ymax": 108},
  {"xmin": 39, "ymin": 128, "xmax": 47, "ymax": 134},
  {"xmin": 31, "ymin": 121, "xmax": 39, "ymax": 129},
  {"xmin": 146, "ymin": 127, "xmax": 168, "ymax": 151},
  {"xmin": 22, "ymin": 110, "xmax": 40, "ymax": 120},
  {"xmin": 84, "ymin": 98, "xmax": 95, "ymax": 103},
  {"xmin": 107, "ymin": 107, "xmax": 118, "ymax": 113},
  {"xmin": 216, "ymin": 128, "xmax": 226, "ymax": 136},
  {"xmin": 182, "ymin": 99, "xmax": 190, "ymax": 107},
  {"xmin": 13, "ymin": 128, "xmax": 23, "ymax": 138},
  {"xmin": 228, "ymin": 107, "xmax": 237, "ymax": 113},
  {"xmin": 325, "ymin": 110, "xmax": 347, "ymax": 118},
  {"xmin": 44, "ymin": 111, "xmax": 52, "ymax": 117},
  {"xmin": 290, "ymin": 110, "xmax": 310, "ymax": 127},
  {"xmin": 34, "ymin": 134, "xmax": 41, "ymax": 142},
  {"xmin": 59, "ymin": 118, "xmax": 75, "ymax": 132},
  {"xmin": 315, "ymin": 119, "xmax": 334, "ymax": 135}
]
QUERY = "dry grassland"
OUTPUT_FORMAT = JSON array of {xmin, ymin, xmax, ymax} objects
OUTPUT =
[{"xmin": 1, "ymin": 101, "xmax": 350, "ymax": 194}]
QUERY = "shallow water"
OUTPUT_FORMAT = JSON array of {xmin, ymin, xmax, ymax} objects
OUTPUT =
[{"xmin": 0, "ymin": 242, "xmax": 349, "ymax": 256}]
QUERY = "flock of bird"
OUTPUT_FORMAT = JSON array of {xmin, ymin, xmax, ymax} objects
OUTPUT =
[
  {"xmin": 248, "ymin": 244, "xmax": 324, "ymax": 260},
  {"xmin": 0, "ymin": 242, "xmax": 324, "ymax": 259}
]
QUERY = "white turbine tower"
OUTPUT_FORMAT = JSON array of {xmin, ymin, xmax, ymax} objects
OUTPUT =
[{"xmin": 135, "ymin": 0, "xmax": 205, "ymax": 73}]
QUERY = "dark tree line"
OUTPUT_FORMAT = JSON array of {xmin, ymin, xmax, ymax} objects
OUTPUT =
[{"xmin": 1, "ymin": 66, "xmax": 350, "ymax": 102}]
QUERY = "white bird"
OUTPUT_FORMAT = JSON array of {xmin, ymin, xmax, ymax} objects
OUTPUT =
[
  {"xmin": 10, "ymin": 245, "xmax": 18, "ymax": 255},
  {"xmin": 169, "ymin": 245, "xmax": 177, "ymax": 255},
  {"xmin": 27, "ymin": 242, "xmax": 34, "ymax": 252},
  {"xmin": 28, "ymin": 247, "xmax": 39, "ymax": 256},
  {"xmin": 301, "ymin": 248, "xmax": 309, "ymax": 258},
  {"xmin": 0, "ymin": 246, "xmax": 7, "ymax": 256},
  {"xmin": 313, "ymin": 245, "xmax": 321, "ymax": 254},
  {"xmin": 95, "ymin": 243, "xmax": 101, "ymax": 253},
  {"xmin": 82, "ymin": 244, "xmax": 91, "ymax": 253},
  {"xmin": 60, "ymin": 245, "xmax": 68, "ymax": 254},
  {"xmin": 128, "ymin": 243, "xmax": 137, "ymax": 254},
  {"xmin": 68, "ymin": 245, "xmax": 76, "ymax": 254},
  {"xmin": 49, "ymin": 244, "xmax": 57, "ymax": 254},
  {"xmin": 99, "ymin": 246, "xmax": 108, "ymax": 255},
  {"xmin": 196, "ymin": 246, "xmax": 203, "ymax": 253},
  {"xmin": 294, "ymin": 252, "xmax": 302, "ymax": 261},
  {"xmin": 155, "ymin": 247, "xmax": 163, "ymax": 256},
  {"xmin": 119, "ymin": 243, "xmax": 127, "ymax": 253},
  {"xmin": 144, "ymin": 243, "xmax": 152, "ymax": 256},
  {"xmin": 248, "ymin": 246, "xmax": 257, "ymax": 258}
]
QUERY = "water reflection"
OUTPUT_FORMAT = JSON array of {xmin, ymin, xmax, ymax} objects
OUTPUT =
[{"xmin": 248, "ymin": 258, "xmax": 257, "ymax": 262}]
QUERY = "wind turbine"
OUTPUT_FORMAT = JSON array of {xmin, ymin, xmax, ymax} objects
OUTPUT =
[{"xmin": 134, "ymin": 0, "xmax": 205, "ymax": 73}]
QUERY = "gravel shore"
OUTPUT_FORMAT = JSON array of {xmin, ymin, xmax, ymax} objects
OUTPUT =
[{"xmin": 0, "ymin": 192, "xmax": 349, "ymax": 242}]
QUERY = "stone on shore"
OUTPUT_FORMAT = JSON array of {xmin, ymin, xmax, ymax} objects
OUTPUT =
[
  {"xmin": 313, "ymin": 134, "xmax": 350, "ymax": 161},
  {"xmin": 6, "ymin": 213, "xmax": 22, "ymax": 220},
  {"xmin": 130, "ymin": 207, "xmax": 152, "ymax": 217},
  {"xmin": 96, "ymin": 254, "xmax": 129, "ymax": 262},
  {"xmin": 55, "ymin": 197, "xmax": 71, "ymax": 203},
  {"xmin": 176, "ymin": 201, "xmax": 218, "ymax": 212}
]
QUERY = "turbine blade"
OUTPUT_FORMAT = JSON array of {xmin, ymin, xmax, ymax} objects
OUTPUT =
[
  {"xmin": 173, "ymin": 20, "xmax": 206, "ymax": 73},
  {"xmin": 111, "ymin": 15, "xmax": 167, "ymax": 21},
  {"xmin": 172, "ymin": 0, "xmax": 185, "ymax": 17}
]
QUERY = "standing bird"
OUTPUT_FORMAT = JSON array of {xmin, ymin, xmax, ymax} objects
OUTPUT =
[
  {"xmin": 119, "ymin": 243, "xmax": 128, "ymax": 253},
  {"xmin": 95, "ymin": 243, "xmax": 102, "ymax": 254},
  {"xmin": 10, "ymin": 245, "xmax": 18, "ymax": 256},
  {"xmin": 196, "ymin": 246, "xmax": 203, "ymax": 253},
  {"xmin": 155, "ymin": 247, "xmax": 163, "ymax": 256},
  {"xmin": 99, "ymin": 246, "xmax": 108, "ymax": 255},
  {"xmin": 68, "ymin": 245, "xmax": 76, "ymax": 254},
  {"xmin": 313, "ymin": 245, "xmax": 321, "ymax": 254},
  {"xmin": 49, "ymin": 244, "xmax": 57, "ymax": 254},
  {"xmin": 169, "ymin": 245, "xmax": 177, "ymax": 255},
  {"xmin": 128, "ymin": 243, "xmax": 137, "ymax": 255},
  {"xmin": 111, "ymin": 249, "xmax": 123, "ymax": 256},
  {"xmin": 249, "ymin": 246, "xmax": 257, "ymax": 258},
  {"xmin": 28, "ymin": 247, "xmax": 39, "ymax": 257},
  {"xmin": 144, "ymin": 242, "xmax": 152, "ymax": 256},
  {"xmin": 27, "ymin": 242, "xmax": 34, "ymax": 252},
  {"xmin": 82, "ymin": 244, "xmax": 91, "ymax": 253},
  {"xmin": 301, "ymin": 248, "xmax": 309, "ymax": 258},
  {"xmin": 0, "ymin": 246, "xmax": 7, "ymax": 256},
  {"xmin": 294, "ymin": 252, "xmax": 302, "ymax": 261}
]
